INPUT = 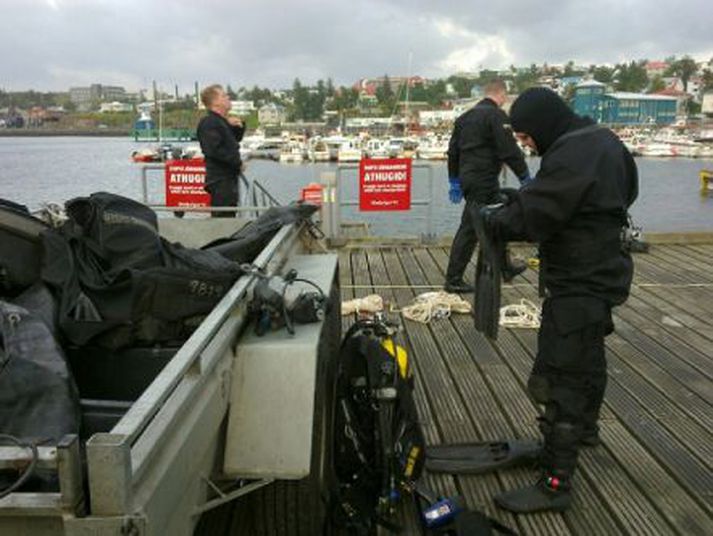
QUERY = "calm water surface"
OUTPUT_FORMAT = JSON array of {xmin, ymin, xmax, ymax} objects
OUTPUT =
[{"xmin": 0, "ymin": 136, "xmax": 711, "ymax": 236}]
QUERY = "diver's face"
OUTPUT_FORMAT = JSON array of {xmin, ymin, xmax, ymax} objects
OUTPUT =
[{"xmin": 515, "ymin": 132, "xmax": 537, "ymax": 153}]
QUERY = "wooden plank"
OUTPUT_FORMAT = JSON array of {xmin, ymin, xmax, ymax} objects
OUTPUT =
[
  {"xmin": 430, "ymin": 248, "xmax": 670, "ymax": 535},
  {"xmin": 363, "ymin": 248, "xmax": 457, "ymax": 535},
  {"xmin": 337, "ymin": 248, "xmax": 355, "ymax": 335},
  {"xmin": 402, "ymin": 247, "xmax": 569, "ymax": 536},
  {"xmin": 385, "ymin": 247, "xmax": 527, "ymax": 533},
  {"xmin": 619, "ymin": 293, "xmax": 713, "ymax": 378},
  {"xmin": 504, "ymin": 254, "xmax": 713, "ymax": 528}
]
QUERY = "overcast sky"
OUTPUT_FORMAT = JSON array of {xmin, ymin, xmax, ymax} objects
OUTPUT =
[{"xmin": 3, "ymin": 0, "xmax": 713, "ymax": 92}]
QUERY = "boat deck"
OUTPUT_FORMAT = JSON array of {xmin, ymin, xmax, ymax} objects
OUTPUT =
[{"xmin": 338, "ymin": 243, "xmax": 713, "ymax": 536}]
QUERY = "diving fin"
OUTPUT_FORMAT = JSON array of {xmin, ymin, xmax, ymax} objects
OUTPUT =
[{"xmin": 425, "ymin": 440, "xmax": 542, "ymax": 475}]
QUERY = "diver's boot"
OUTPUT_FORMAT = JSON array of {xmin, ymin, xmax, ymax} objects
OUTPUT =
[
  {"xmin": 580, "ymin": 423, "xmax": 601, "ymax": 447},
  {"xmin": 494, "ymin": 472, "xmax": 572, "ymax": 513},
  {"xmin": 444, "ymin": 279, "xmax": 475, "ymax": 294},
  {"xmin": 496, "ymin": 420, "xmax": 579, "ymax": 513},
  {"xmin": 501, "ymin": 258, "xmax": 526, "ymax": 282}
]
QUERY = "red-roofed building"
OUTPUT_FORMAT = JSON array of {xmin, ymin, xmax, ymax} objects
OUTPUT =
[
  {"xmin": 353, "ymin": 76, "xmax": 428, "ymax": 96},
  {"xmin": 645, "ymin": 61, "xmax": 669, "ymax": 78},
  {"xmin": 652, "ymin": 87, "xmax": 690, "ymax": 115}
]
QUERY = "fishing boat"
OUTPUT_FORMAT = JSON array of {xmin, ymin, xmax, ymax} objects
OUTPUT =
[
  {"xmin": 307, "ymin": 137, "xmax": 331, "ymax": 162},
  {"xmin": 279, "ymin": 141, "xmax": 306, "ymax": 163},
  {"xmin": 337, "ymin": 140, "xmax": 363, "ymax": 163},
  {"xmin": 417, "ymin": 135, "xmax": 448, "ymax": 160},
  {"xmin": 364, "ymin": 138, "xmax": 390, "ymax": 159}
]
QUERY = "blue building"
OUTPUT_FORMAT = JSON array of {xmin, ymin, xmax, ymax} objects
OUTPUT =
[
  {"xmin": 572, "ymin": 80, "xmax": 607, "ymax": 119},
  {"xmin": 599, "ymin": 93, "xmax": 677, "ymax": 124},
  {"xmin": 572, "ymin": 82, "xmax": 678, "ymax": 124}
]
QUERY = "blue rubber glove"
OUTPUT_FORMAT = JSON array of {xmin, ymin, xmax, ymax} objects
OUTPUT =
[
  {"xmin": 519, "ymin": 172, "xmax": 533, "ymax": 186},
  {"xmin": 448, "ymin": 177, "xmax": 463, "ymax": 204}
]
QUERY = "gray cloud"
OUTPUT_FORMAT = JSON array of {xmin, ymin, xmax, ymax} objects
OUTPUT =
[{"xmin": 2, "ymin": 0, "xmax": 712, "ymax": 92}]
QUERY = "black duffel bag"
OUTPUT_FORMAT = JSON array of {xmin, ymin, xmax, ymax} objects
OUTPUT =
[
  {"xmin": 0, "ymin": 200, "xmax": 49, "ymax": 297},
  {"xmin": 0, "ymin": 298, "xmax": 80, "ymax": 444},
  {"xmin": 41, "ymin": 193, "xmax": 244, "ymax": 349}
]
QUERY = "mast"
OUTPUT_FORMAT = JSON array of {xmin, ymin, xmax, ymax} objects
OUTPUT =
[{"xmin": 405, "ymin": 51, "xmax": 413, "ymax": 133}]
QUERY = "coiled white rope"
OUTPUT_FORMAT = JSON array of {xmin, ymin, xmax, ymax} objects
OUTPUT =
[
  {"xmin": 400, "ymin": 291, "xmax": 472, "ymax": 324},
  {"xmin": 341, "ymin": 294, "xmax": 384, "ymax": 316},
  {"xmin": 499, "ymin": 299, "xmax": 541, "ymax": 329}
]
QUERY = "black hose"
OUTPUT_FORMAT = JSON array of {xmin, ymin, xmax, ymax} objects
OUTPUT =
[{"xmin": 0, "ymin": 434, "xmax": 39, "ymax": 500}]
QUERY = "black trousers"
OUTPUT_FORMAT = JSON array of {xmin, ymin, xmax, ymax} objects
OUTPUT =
[
  {"xmin": 446, "ymin": 193, "xmax": 513, "ymax": 284},
  {"xmin": 206, "ymin": 177, "xmax": 239, "ymax": 218},
  {"xmin": 528, "ymin": 297, "xmax": 609, "ymax": 477},
  {"xmin": 446, "ymin": 196, "xmax": 482, "ymax": 284}
]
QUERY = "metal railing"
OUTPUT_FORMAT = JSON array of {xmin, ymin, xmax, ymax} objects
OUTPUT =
[
  {"xmin": 138, "ymin": 164, "xmax": 281, "ymax": 216},
  {"xmin": 319, "ymin": 163, "xmax": 436, "ymax": 243}
]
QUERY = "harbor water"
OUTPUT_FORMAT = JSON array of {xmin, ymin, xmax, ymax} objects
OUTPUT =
[{"xmin": 0, "ymin": 136, "xmax": 711, "ymax": 236}]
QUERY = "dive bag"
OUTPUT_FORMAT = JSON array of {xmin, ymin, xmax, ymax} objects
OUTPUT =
[
  {"xmin": 332, "ymin": 316, "xmax": 425, "ymax": 533},
  {"xmin": 0, "ymin": 296, "xmax": 81, "ymax": 492},
  {"xmin": 41, "ymin": 192, "xmax": 244, "ymax": 349},
  {"xmin": 0, "ymin": 200, "xmax": 49, "ymax": 297}
]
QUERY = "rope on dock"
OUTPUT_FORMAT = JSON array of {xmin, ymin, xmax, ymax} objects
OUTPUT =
[
  {"xmin": 396, "ymin": 291, "xmax": 472, "ymax": 324},
  {"xmin": 341, "ymin": 294, "xmax": 384, "ymax": 316},
  {"xmin": 500, "ymin": 299, "xmax": 541, "ymax": 329}
]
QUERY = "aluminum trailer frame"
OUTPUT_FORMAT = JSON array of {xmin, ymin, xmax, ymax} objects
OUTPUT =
[{"xmin": 0, "ymin": 221, "xmax": 321, "ymax": 535}]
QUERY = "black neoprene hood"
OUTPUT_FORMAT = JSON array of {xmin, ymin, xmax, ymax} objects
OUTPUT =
[{"xmin": 509, "ymin": 87, "xmax": 577, "ymax": 155}]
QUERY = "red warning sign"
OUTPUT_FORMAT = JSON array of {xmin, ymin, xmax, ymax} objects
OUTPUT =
[
  {"xmin": 300, "ymin": 182, "xmax": 324, "ymax": 206},
  {"xmin": 359, "ymin": 158, "xmax": 412, "ymax": 211},
  {"xmin": 165, "ymin": 159, "xmax": 211, "ymax": 207}
]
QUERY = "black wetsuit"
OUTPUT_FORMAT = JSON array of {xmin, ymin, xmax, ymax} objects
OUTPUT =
[
  {"xmin": 196, "ymin": 111, "xmax": 245, "ymax": 217},
  {"xmin": 493, "ymin": 98, "xmax": 638, "ymax": 481},
  {"xmin": 446, "ymin": 98, "xmax": 528, "ymax": 285}
]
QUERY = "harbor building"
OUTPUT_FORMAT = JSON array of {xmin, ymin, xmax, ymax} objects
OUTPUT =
[
  {"xmin": 599, "ymin": 93, "xmax": 677, "ymax": 124},
  {"xmin": 69, "ymin": 84, "xmax": 127, "ymax": 111},
  {"xmin": 230, "ymin": 100, "xmax": 256, "ymax": 116},
  {"xmin": 257, "ymin": 103, "xmax": 287, "ymax": 126},
  {"xmin": 573, "ymin": 82, "xmax": 678, "ymax": 124},
  {"xmin": 572, "ymin": 80, "xmax": 607, "ymax": 119}
]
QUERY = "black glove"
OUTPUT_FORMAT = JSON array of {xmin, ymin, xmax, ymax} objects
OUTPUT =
[
  {"xmin": 479, "ymin": 203, "xmax": 505, "ymax": 234},
  {"xmin": 497, "ymin": 187, "xmax": 519, "ymax": 206}
]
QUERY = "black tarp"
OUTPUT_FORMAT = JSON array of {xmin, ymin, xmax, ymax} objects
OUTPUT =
[
  {"xmin": 0, "ymin": 200, "xmax": 49, "ymax": 297},
  {"xmin": 39, "ymin": 194, "xmax": 318, "ymax": 349},
  {"xmin": 204, "ymin": 203, "xmax": 318, "ymax": 263}
]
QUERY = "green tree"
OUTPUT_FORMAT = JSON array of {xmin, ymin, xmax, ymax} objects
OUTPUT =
[
  {"xmin": 291, "ymin": 78, "xmax": 308, "ymax": 120},
  {"xmin": 376, "ymin": 75, "xmax": 396, "ymax": 113},
  {"xmin": 476, "ymin": 69, "xmax": 501, "ymax": 86},
  {"xmin": 649, "ymin": 75, "xmax": 666, "ymax": 93},
  {"xmin": 668, "ymin": 56, "xmax": 699, "ymax": 92},
  {"xmin": 592, "ymin": 66, "xmax": 614, "ymax": 84},
  {"xmin": 614, "ymin": 61, "xmax": 648, "ymax": 92},
  {"xmin": 446, "ymin": 75, "xmax": 476, "ymax": 98},
  {"xmin": 702, "ymin": 69, "xmax": 713, "ymax": 91}
]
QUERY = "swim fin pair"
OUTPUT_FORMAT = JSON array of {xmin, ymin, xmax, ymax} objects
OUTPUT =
[{"xmin": 426, "ymin": 440, "xmax": 542, "ymax": 474}]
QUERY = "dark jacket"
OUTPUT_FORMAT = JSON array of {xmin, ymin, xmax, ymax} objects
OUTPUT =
[
  {"xmin": 197, "ymin": 111, "xmax": 246, "ymax": 188},
  {"xmin": 447, "ymin": 98, "xmax": 528, "ymax": 202},
  {"xmin": 495, "ymin": 124, "xmax": 638, "ymax": 311}
]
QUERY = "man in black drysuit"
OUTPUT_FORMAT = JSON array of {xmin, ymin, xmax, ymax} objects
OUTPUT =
[
  {"xmin": 197, "ymin": 84, "xmax": 246, "ymax": 217},
  {"xmin": 445, "ymin": 79, "xmax": 532, "ymax": 293},
  {"xmin": 484, "ymin": 88, "xmax": 638, "ymax": 513}
]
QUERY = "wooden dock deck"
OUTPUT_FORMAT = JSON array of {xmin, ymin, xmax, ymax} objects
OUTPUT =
[{"xmin": 337, "ymin": 243, "xmax": 713, "ymax": 536}]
